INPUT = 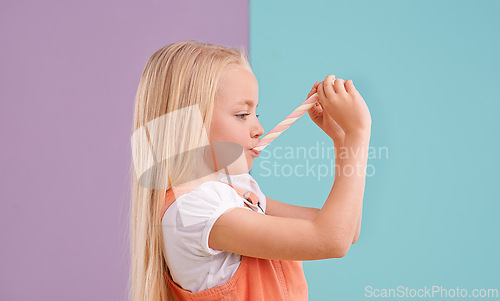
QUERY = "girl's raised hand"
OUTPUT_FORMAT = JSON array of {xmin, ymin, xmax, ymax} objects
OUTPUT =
[
  {"xmin": 307, "ymin": 81, "xmax": 345, "ymax": 143},
  {"xmin": 316, "ymin": 75, "xmax": 371, "ymax": 136}
]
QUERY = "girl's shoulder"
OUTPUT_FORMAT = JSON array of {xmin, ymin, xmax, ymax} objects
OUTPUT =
[
  {"xmin": 173, "ymin": 180, "xmax": 237, "ymax": 201},
  {"xmin": 170, "ymin": 180, "xmax": 249, "ymax": 219}
]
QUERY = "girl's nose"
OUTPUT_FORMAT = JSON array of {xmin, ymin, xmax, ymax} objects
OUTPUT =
[{"xmin": 252, "ymin": 118, "xmax": 264, "ymax": 138}]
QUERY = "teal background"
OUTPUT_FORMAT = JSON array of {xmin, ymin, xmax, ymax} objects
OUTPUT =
[{"xmin": 249, "ymin": 0, "xmax": 500, "ymax": 299}]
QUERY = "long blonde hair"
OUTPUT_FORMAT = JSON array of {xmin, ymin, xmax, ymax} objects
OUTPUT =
[{"xmin": 129, "ymin": 41, "xmax": 251, "ymax": 301}]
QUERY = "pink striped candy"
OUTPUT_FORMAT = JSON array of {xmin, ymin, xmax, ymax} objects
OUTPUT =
[{"xmin": 253, "ymin": 92, "xmax": 319, "ymax": 151}]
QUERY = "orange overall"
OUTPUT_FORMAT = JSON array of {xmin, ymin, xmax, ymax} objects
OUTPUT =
[{"xmin": 161, "ymin": 182, "xmax": 309, "ymax": 300}]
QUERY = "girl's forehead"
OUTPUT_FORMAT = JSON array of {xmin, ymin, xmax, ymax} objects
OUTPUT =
[
  {"xmin": 216, "ymin": 96, "xmax": 258, "ymax": 110},
  {"xmin": 234, "ymin": 99, "xmax": 259, "ymax": 108},
  {"xmin": 217, "ymin": 67, "xmax": 259, "ymax": 107}
]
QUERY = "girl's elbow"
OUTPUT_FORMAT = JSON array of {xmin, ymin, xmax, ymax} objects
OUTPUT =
[
  {"xmin": 313, "ymin": 224, "xmax": 353, "ymax": 258},
  {"xmin": 352, "ymin": 233, "xmax": 360, "ymax": 244},
  {"xmin": 327, "ymin": 238, "xmax": 352, "ymax": 258}
]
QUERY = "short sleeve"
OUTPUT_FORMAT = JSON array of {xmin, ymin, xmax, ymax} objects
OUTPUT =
[{"xmin": 174, "ymin": 181, "xmax": 252, "ymax": 256}]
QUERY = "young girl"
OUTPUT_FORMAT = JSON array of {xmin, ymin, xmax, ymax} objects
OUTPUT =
[{"xmin": 130, "ymin": 40, "xmax": 371, "ymax": 300}]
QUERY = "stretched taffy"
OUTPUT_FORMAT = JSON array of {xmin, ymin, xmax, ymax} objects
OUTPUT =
[{"xmin": 253, "ymin": 92, "xmax": 319, "ymax": 152}]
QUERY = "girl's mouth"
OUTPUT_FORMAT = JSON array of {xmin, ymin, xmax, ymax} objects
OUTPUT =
[{"xmin": 250, "ymin": 148, "xmax": 260, "ymax": 157}]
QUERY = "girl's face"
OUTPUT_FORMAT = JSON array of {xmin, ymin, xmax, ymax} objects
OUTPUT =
[{"xmin": 207, "ymin": 64, "xmax": 264, "ymax": 174}]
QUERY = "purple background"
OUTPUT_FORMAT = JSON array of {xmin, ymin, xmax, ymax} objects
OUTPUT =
[{"xmin": 0, "ymin": 1, "xmax": 248, "ymax": 300}]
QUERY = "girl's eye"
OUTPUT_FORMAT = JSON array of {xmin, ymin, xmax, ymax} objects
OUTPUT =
[
  {"xmin": 236, "ymin": 113, "xmax": 260, "ymax": 120},
  {"xmin": 236, "ymin": 113, "xmax": 250, "ymax": 120}
]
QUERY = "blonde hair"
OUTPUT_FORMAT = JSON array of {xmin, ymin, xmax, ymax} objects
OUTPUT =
[{"xmin": 129, "ymin": 40, "xmax": 251, "ymax": 301}]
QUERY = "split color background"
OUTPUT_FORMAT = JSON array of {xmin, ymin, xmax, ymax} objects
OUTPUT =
[{"xmin": 1, "ymin": 0, "xmax": 499, "ymax": 300}]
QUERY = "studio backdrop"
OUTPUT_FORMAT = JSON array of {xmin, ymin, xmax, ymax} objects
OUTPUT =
[{"xmin": 1, "ymin": 0, "xmax": 498, "ymax": 300}]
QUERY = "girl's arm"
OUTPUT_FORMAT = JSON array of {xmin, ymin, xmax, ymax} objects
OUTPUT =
[
  {"xmin": 265, "ymin": 197, "xmax": 320, "ymax": 220},
  {"xmin": 265, "ymin": 197, "xmax": 360, "ymax": 243},
  {"xmin": 208, "ymin": 132, "xmax": 370, "ymax": 260},
  {"xmin": 353, "ymin": 210, "xmax": 362, "ymax": 244},
  {"xmin": 335, "ymin": 141, "xmax": 362, "ymax": 244}
]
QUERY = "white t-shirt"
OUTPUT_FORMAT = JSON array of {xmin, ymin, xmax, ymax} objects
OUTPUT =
[{"xmin": 162, "ymin": 172, "xmax": 267, "ymax": 293}]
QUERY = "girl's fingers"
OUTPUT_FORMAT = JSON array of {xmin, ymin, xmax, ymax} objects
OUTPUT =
[
  {"xmin": 307, "ymin": 86, "xmax": 317, "ymax": 99},
  {"xmin": 333, "ymin": 78, "xmax": 346, "ymax": 94},
  {"xmin": 307, "ymin": 90, "xmax": 314, "ymax": 99},
  {"xmin": 314, "ymin": 100, "xmax": 323, "ymax": 114},
  {"xmin": 317, "ymin": 81, "xmax": 326, "ymax": 106},
  {"xmin": 344, "ymin": 79, "xmax": 357, "ymax": 94},
  {"xmin": 307, "ymin": 81, "xmax": 321, "ymax": 99},
  {"xmin": 323, "ymin": 74, "xmax": 336, "ymax": 100}
]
